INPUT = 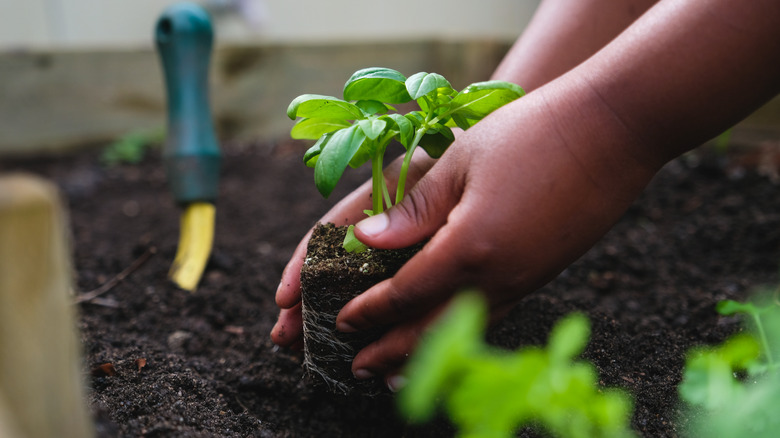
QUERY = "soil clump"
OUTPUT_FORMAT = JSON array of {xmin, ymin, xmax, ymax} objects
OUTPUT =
[{"xmin": 300, "ymin": 222, "xmax": 422, "ymax": 396}]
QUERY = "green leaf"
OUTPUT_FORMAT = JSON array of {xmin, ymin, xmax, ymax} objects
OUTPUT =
[
  {"xmin": 357, "ymin": 118, "xmax": 387, "ymax": 141},
  {"xmin": 404, "ymin": 112, "xmax": 424, "ymax": 129},
  {"xmin": 418, "ymin": 125, "xmax": 454, "ymax": 158},
  {"xmin": 290, "ymin": 118, "xmax": 352, "ymax": 140},
  {"xmin": 449, "ymin": 112, "xmax": 472, "ymax": 131},
  {"xmin": 101, "ymin": 128, "xmax": 164, "ymax": 166},
  {"xmin": 716, "ymin": 299, "xmax": 759, "ymax": 317},
  {"xmin": 348, "ymin": 121, "xmax": 388, "ymax": 169},
  {"xmin": 679, "ymin": 334, "xmax": 760, "ymax": 409},
  {"xmin": 303, "ymin": 133, "xmax": 330, "ymax": 167},
  {"xmin": 447, "ymin": 354, "xmax": 537, "ymax": 436},
  {"xmin": 405, "ymin": 72, "xmax": 452, "ymax": 100},
  {"xmin": 399, "ymin": 292, "xmax": 635, "ymax": 438},
  {"xmin": 399, "ymin": 291, "xmax": 487, "ymax": 422},
  {"xmin": 548, "ymin": 313, "xmax": 590, "ymax": 362},
  {"xmin": 448, "ymin": 81, "xmax": 525, "ymax": 128},
  {"xmin": 355, "ymin": 100, "xmax": 391, "ymax": 115},
  {"xmin": 382, "ymin": 114, "xmax": 414, "ymax": 149},
  {"xmin": 343, "ymin": 67, "xmax": 412, "ymax": 104},
  {"xmin": 684, "ymin": 372, "xmax": 780, "ymax": 438},
  {"xmin": 287, "ymin": 94, "xmax": 363, "ymax": 120},
  {"xmin": 681, "ymin": 295, "xmax": 780, "ymax": 438},
  {"xmin": 348, "ymin": 146, "xmax": 371, "ymax": 169},
  {"xmin": 314, "ymin": 125, "xmax": 366, "ymax": 198},
  {"xmin": 343, "ymin": 225, "xmax": 369, "ymax": 253}
]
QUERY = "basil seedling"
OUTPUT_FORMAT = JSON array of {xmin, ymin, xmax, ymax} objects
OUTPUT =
[
  {"xmin": 679, "ymin": 289, "xmax": 780, "ymax": 437},
  {"xmin": 288, "ymin": 67, "xmax": 524, "ymax": 251}
]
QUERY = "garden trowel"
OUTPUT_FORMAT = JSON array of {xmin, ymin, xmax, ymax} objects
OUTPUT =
[{"xmin": 155, "ymin": 3, "xmax": 221, "ymax": 291}]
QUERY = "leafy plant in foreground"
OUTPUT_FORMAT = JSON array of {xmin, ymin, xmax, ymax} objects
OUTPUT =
[
  {"xmin": 679, "ymin": 287, "xmax": 780, "ymax": 437},
  {"xmin": 287, "ymin": 67, "xmax": 524, "ymax": 251},
  {"xmin": 398, "ymin": 292, "xmax": 636, "ymax": 438},
  {"xmin": 714, "ymin": 128, "xmax": 732, "ymax": 155}
]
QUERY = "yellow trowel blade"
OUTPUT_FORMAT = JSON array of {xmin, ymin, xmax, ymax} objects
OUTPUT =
[{"xmin": 169, "ymin": 202, "xmax": 215, "ymax": 291}]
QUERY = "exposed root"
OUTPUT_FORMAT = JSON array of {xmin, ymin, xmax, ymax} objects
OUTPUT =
[{"xmin": 301, "ymin": 299, "xmax": 357, "ymax": 396}]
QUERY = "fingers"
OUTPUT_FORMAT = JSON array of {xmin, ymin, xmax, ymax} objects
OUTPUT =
[
  {"xmin": 336, "ymin": 151, "xmax": 472, "ymax": 335},
  {"xmin": 277, "ymin": 149, "xmax": 438, "ymax": 309},
  {"xmin": 272, "ymin": 185, "xmax": 372, "ymax": 347},
  {"xmin": 270, "ymin": 303, "xmax": 303, "ymax": 348},
  {"xmin": 353, "ymin": 156, "xmax": 464, "ymax": 250},
  {"xmin": 275, "ymin": 177, "xmax": 374, "ymax": 309},
  {"xmin": 272, "ymin": 153, "xmax": 436, "ymax": 347},
  {"xmin": 336, "ymin": 221, "xmax": 473, "ymax": 333},
  {"xmin": 346, "ymin": 286, "xmax": 520, "ymax": 380},
  {"xmin": 349, "ymin": 298, "xmax": 519, "ymax": 384},
  {"xmin": 273, "ymin": 149, "xmax": 439, "ymax": 351},
  {"xmin": 350, "ymin": 309, "xmax": 440, "ymax": 380},
  {"xmin": 275, "ymin": 231, "xmax": 310, "ymax": 309}
]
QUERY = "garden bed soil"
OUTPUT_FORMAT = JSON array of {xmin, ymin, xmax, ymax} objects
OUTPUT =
[{"xmin": 2, "ymin": 140, "xmax": 779, "ymax": 437}]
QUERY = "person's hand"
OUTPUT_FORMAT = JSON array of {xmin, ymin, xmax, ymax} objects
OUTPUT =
[
  {"xmin": 332, "ymin": 86, "xmax": 659, "ymax": 385},
  {"xmin": 272, "ymin": 80, "xmax": 659, "ymax": 388},
  {"xmin": 270, "ymin": 151, "xmax": 437, "ymax": 350}
]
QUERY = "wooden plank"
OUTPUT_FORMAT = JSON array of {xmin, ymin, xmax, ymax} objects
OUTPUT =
[
  {"xmin": 0, "ymin": 174, "xmax": 94, "ymax": 438},
  {"xmin": 0, "ymin": 393, "xmax": 24, "ymax": 438}
]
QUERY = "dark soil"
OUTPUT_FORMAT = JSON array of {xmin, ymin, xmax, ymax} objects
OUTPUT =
[{"xmin": 2, "ymin": 140, "xmax": 779, "ymax": 437}]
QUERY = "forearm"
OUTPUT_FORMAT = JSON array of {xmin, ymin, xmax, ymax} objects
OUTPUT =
[
  {"xmin": 492, "ymin": 0, "xmax": 659, "ymax": 90},
  {"xmin": 480, "ymin": 0, "xmax": 780, "ymax": 212},
  {"xmin": 567, "ymin": 0, "xmax": 780, "ymax": 168}
]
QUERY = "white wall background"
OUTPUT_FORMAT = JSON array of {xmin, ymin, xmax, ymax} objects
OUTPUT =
[{"xmin": 0, "ymin": 0, "xmax": 539, "ymax": 50}]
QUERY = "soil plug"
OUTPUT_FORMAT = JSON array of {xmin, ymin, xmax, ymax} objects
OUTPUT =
[
  {"xmin": 300, "ymin": 223, "xmax": 423, "ymax": 395},
  {"xmin": 156, "ymin": 3, "xmax": 221, "ymax": 291},
  {"xmin": 0, "ymin": 174, "xmax": 94, "ymax": 438}
]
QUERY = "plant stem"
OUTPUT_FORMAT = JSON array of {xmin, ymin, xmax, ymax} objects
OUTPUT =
[
  {"xmin": 752, "ymin": 310, "xmax": 775, "ymax": 367},
  {"xmin": 371, "ymin": 149, "xmax": 385, "ymax": 215},
  {"xmin": 382, "ymin": 181, "xmax": 392, "ymax": 210},
  {"xmin": 396, "ymin": 127, "xmax": 427, "ymax": 205}
]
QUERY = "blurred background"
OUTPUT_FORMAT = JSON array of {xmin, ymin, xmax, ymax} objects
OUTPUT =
[
  {"xmin": 1, "ymin": 0, "xmax": 778, "ymax": 157},
  {"xmin": 0, "ymin": 0, "xmax": 537, "ymax": 47},
  {"xmin": 0, "ymin": 0, "xmax": 540, "ymax": 155}
]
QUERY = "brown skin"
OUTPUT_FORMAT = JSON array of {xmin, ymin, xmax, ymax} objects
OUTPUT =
[
  {"xmin": 492, "ymin": 0, "xmax": 660, "ymax": 91},
  {"xmin": 273, "ymin": 0, "xmax": 780, "ymax": 387}
]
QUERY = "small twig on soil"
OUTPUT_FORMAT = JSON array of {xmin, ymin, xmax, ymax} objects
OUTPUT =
[
  {"xmin": 74, "ymin": 246, "xmax": 157, "ymax": 304},
  {"xmin": 234, "ymin": 395, "xmax": 250, "ymax": 413},
  {"xmin": 82, "ymin": 297, "xmax": 121, "ymax": 308}
]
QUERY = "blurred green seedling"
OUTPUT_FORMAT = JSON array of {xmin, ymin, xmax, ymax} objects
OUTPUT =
[
  {"xmin": 101, "ymin": 127, "xmax": 165, "ymax": 166},
  {"xmin": 398, "ymin": 291, "xmax": 636, "ymax": 438},
  {"xmin": 679, "ymin": 286, "xmax": 780, "ymax": 437},
  {"xmin": 287, "ymin": 67, "xmax": 524, "ymax": 252}
]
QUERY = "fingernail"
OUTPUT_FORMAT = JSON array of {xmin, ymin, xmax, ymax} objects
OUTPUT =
[
  {"xmin": 387, "ymin": 375, "xmax": 407, "ymax": 393},
  {"xmin": 355, "ymin": 213, "xmax": 388, "ymax": 237},
  {"xmin": 354, "ymin": 369, "xmax": 374, "ymax": 380},
  {"xmin": 336, "ymin": 321, "xmax": 357, "ymax": 333}
]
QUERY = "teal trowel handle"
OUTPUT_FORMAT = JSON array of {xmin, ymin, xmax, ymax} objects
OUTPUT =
[{"xmin": 155, "ymin": 3, "xmax": 221, "ymax": 204}]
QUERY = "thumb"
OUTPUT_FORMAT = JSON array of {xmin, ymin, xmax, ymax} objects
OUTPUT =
[{"xmin": 354, "ymin": 164, "xmax": 463, "ymax": 249}]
